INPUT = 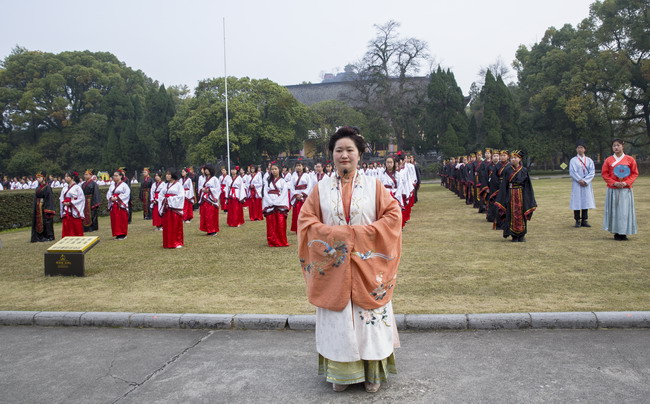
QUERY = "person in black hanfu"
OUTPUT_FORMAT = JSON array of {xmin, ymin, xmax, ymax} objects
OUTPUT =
[
  {"xmin": 494, "ymin": 149, "xmax": 537, "ymax": 242},
  {"xmin": 31, "ymin": 171, "xmax": 56, "ymax": 242},
  {"xmin": 140, "ymin": 168, "xmax": 154, "ymax": 220},
  {"xmin": 81, "ymin": 169, "xmax": 101, "ymax": 232}
]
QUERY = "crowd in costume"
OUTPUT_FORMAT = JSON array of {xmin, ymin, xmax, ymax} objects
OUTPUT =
[
  {"xmin": 441, "ymin": 148, "xmax": 537, "ymax": 242},
  {"xmin": 23, "ymin": 135, "xmax": 637, "ymax": 249},
  {"xmin": 23, "ymin": 151, "xmax": 425, "ymax": 249}
]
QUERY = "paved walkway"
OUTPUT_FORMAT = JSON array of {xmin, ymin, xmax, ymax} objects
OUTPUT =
[{"xmin": 1, "ymin": 326, "xmax": 648, "ymax": 403}]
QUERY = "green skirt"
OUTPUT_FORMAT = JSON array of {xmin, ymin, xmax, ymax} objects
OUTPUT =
[{"xmin": 318, "ymin": 353, "xmax": 397, "ymax": 385}]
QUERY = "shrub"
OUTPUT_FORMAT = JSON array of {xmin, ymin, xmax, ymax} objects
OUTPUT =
[{"xmin": 0, "ymin": 185, "xmax": 143, "ymax": 231}]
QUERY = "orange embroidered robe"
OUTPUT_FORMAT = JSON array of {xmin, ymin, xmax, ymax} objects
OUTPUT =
[{"xmin": 298, "ymin": 174, "xmax": 402, "ymax": 311}]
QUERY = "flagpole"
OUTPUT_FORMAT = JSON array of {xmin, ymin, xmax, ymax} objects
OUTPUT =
[{"xmin": 223, "ymin": 17, "xmax": 231, "ymax": 172}]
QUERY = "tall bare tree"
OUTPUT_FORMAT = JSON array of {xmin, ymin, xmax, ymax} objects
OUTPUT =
[{"xmin": 350, "ymin": 21, "xmax": 431, "ymax": 151}]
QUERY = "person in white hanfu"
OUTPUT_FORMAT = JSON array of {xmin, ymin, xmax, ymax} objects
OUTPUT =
[
  {"xmin": 298, "ymin": 126, "xmax": 402, "ymax": 394},
  {"xmin": 107, "ymin": 170, "xmax": 131, "ymax": 240},
  {"xmin": 60, "ymin": 171, "xmax": 85, "ymax": 237},
  {"xmin": 569, "ymin": 141, "xmax": 596, "ymax": 227}
]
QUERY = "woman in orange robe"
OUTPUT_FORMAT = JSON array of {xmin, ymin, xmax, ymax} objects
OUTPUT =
[{"xmin": 298, "ymin": 126, "xmax": 402, "ymax": 394}]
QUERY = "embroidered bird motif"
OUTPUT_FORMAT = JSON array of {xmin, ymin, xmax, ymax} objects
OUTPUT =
[
  {"xmin": 308, "ymin": 239, "xmax": 336, "ymax": 256},
  {"xmin": 353, "ymin": 251, "xmax": 395, "ymax": 261}
]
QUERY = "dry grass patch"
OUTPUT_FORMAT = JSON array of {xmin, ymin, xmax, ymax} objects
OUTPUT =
[{"xmin": 0, "ymin": 177, "xmax": 648, "ymax": 314}]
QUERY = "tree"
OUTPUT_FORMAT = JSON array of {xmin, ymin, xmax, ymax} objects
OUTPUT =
[
  {"xmin": 469, "ymin": 69, "xmax": 520, "ymax": 151},
  {"xmin": 310, "ymin": 100, "xmax": 368, "ymax": 155},
  {"xmin": 588, "ymin": 0, "xmax": 650, "ymax": 145},
  {"xmin": 350, "ymin": 21, "xmax": 431, "ymax": 151},
  {"xmin": 0, "ymin": 47, "xmax": 178, "ymax": 175},
  {"xmin": 170, "ymin": 77, "xmax": 314, "ymax": 166},
  {"xmin": 425, "ymin": 66, "xmax": 469, "ymax": 156}
]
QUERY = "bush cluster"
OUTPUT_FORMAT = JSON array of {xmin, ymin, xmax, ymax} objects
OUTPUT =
[{"xmin": 0, "ymin": 185, "xmax": 143, "ymax": 231}]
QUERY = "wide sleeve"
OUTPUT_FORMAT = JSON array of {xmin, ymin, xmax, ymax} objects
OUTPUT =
[
  {"xmin": 523, "ymin": 174, "xmax": 537, "ymax": 220},
  {"xmin": 119, "ymin": 184, "xmax": 130, "ymax": 210},
  {"xmin": 106, "ymin": 184, "xmax": 114, "ymax": 209},
  {"xmin": 91, "ymin": 182, "xmax": 101, "ymax": 208},
  {"xmin": 71, "ymin": 186, "xmax": 86, "ymax": 219},
  {"xmin": 169, "ymin": 183, "xmax": 185, "ymax": 211},
  {"xmin": 297, "ymin": 184, "xmax": 357, "ymax": 311},
  {"xmin": 276, "ymin": 180, "xmax": 289, "ymax": 210},
  {"xmin": 601, "ymin": 157, "xmax": 617, "ymax": 186},
  {"xmin": 347, "ymin": 181, "xmax": 402, "ymax": 309},
  {"xmin": 584, "ymin": 158, "xmax": 596, "ymax": 184},
  {"xmin": 569, "ymin": 158, "xmax": 581, "ymax": 182},
  {"xmin": 625, "ymin": 156, "xmax": 639, "ymax": 186},
  {"xmin": 150, "ymin": 185, "xmax": 156, "ymax": 208}
]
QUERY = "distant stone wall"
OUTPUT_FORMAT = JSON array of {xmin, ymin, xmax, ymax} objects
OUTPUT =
[
  {"xmin": 285, "ymin": 77, "xmax": 430, "ymax": 107},
  {"xmin": 285, "ymin": 82, "xmax": 355, "ymax": 106}
]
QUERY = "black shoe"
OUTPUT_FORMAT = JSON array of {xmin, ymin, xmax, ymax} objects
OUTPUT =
[
  {"xmin": 614, "ymin": 234, "xmax": 622, "ymax": 240},
  {"xmin": 574, "ymin": 220, "xmax": 581, "ymax": 228},
  {"xmin": 511, "ymin": 237, "xmax": 518, "ymax": 242},
  {"xmin": 518, "ymin": 237, "xmax": 526, "ymax": 242},
  {"xmin": 581, "ymin": 220, "xmax": 591, "ymax": 227},
  {"xmin": 207, "ymin": 232, "xmax": 217, "ymax": 236},
  {"xmin": 620, "ymin": 235, "xmax": 628, "ymax": 241}
]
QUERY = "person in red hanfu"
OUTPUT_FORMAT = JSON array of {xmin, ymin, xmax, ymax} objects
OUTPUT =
[
  {"xmin": 248, "ymin": 165, "xmax": 264, "ymax": 221},
  {"xmin": 241, "ymin": 166, "xmax": 252, "ymax": 209},
  {"xmin": 324, "ymin": 161, "xmax": 334, "ymax": 178},
  {"xmin": 226, "ymin": 166, "xmax": 246, "ymax": 227},
  {"xmin": 181, "ymin": 168, "xmax": 195, "ymax": 223},
  {"xmin": 219, "ymin": 167, "xmax": 231, "ymax": 213},
  {"xmin": 380, "ymin": 156, "xmax": 405, "ymax": 228},
  {"xmin": 159, "ymin": 170, "xmax": 184, "ymax": 248},
  {"xmin": 290, "ymin": 161, "xmax": 313, "ymax": 233},
  {"xmin": 150, "ymin": 172, "xmax": 165, "ymax": 231},
  {"xmin": 199, "ymin": 164, "xmax": 221, "ymax": 236},
  {"xmin": 197, "ymin": 165, "xmax": 206, "ymax": 208},
  {"xmin": 107, "ymin": 169, "xmax": 130, "ymax": 240},
  {"xmin": 60, "ymin": 171, "xmax": 85, "ymax": 237},
  {"xmin": 310, "ymin": 162, "xmax": 325, "ymax": 183},
  {"xmin": 262, "ymin": 162, "xmax": 290, "ymax": 247}
]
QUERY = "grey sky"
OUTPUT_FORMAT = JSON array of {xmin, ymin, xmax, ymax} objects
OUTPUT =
[{"xmin": 2, "ymin": 0, "xmax": 595, "ymax": 94}]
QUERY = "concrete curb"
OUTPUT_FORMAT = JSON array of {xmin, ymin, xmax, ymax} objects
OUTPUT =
[{"xmin": 1, "ymin": 311, "xmax": 649, "ymax": 330}]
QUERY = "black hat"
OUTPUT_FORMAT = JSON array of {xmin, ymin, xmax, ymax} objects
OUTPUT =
[{"xmin": 576, "ymin": 140, "xmax": 586, "ymax": 148}]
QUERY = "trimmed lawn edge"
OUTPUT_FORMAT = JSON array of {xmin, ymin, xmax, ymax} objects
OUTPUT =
[{"xmin": 1, "ymin": 310, "xmax": 649, "ymax": 330}]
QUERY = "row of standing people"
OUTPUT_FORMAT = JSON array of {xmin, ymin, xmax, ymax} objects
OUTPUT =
[
  {"xmin": 30, "ymin": 155, "xmax": 424, "ymax": 247},
  {"xmin": 440, "ymin": 148, "xmax": 537, "ymax": 242},
  {"xmin": 568, "ymin": 139, "xmax": 638, "ymax": 240}
]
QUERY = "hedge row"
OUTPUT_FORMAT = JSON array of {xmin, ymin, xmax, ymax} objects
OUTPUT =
[{"xmin": 0, "ymin": 185, "xmax": 143, "ymax": 231}]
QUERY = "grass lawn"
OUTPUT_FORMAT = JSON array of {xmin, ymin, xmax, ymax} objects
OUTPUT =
[{"xmin": 0, "ymin": 177, "xmax": 648, "ymax": 314}]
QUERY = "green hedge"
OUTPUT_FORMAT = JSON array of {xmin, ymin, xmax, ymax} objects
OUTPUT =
[{"xmin": 0, "ymin": 185, "xmax": 143, "ymax": 231}]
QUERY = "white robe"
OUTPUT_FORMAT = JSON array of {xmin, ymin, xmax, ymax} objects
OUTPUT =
[
  {"xmin": 200, "ymin": 176, "xmax": 221, "ymax": 206},
  {"xmin": 290, "ymin": 172, "xmax": 312, "ymax": 206},
  {"xmin": 569, "ymin": 155, "xmax": 596, "ymax": 210},
  {"xmin": 60, "ymin": 183, "xmax": 85, "ymax": 219},
  {"xmin": 150, "ymin": 181, "xmax": 165, "ymax": 209},
  {"xmin": 250, "ymin": 172, "xmax": 264, "ymax": 199},
  {"xmin": 182, "ymin": 177, "xmax": 195, "ymax": 203},
  {"xmin": 262, "ymin": 177, "xmax": 289, "ymax": 213},
  {"xmin": 159, "ymin": 181, "xmax": 184, "ymax": 216},
  {"xmin": 107, "ymin": 182, "xmax": 130, "ymax": 212},
  {"xmin": 227, "ymin": 175, "xmax": 246, "ymax": 201}
]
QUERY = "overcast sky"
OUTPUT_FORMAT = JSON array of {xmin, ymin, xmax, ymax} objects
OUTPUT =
[{"xmin": 2, "ymin": 0, "xmax": 595, "ymax": 94}]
